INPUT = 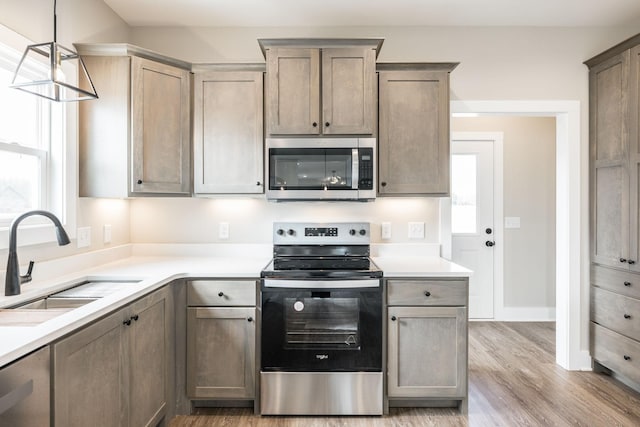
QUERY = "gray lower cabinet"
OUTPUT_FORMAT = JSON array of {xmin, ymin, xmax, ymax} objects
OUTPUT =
[
  {"xmin": 53, "ymin": 286, "xmax": 172, "ymax": 427},
  {"xmin": 77, "ymin": 44, "xmax": 191, "ymax": 197},
  {"xmin": 386, "ymin": 279, "xmax": 468, "ymax": 409},
  {"xmin": 186, "ymin": 280, "xmax": 256, "ymax": 400},
  {"xmin": 193, "ymin": 69, "xmax": 264, "ymax": 194},
  {"xmin": 0, "ymin": 346, "xmax": 50, "ymax": 427},
  {"xmin": 377, "ymin": 64, "xmax": 458, "ymax": 196}
]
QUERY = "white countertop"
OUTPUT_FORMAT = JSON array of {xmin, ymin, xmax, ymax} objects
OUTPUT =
[{"xmin": 0, "ymin": 245, "xmax": 470, "ymax": 367}]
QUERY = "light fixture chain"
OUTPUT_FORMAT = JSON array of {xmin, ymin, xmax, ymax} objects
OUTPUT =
[{"xmin": 53, "ymin": 0, "xmax": 57, "ymax": 43}]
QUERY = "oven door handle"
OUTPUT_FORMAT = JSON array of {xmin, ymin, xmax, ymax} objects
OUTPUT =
[{"xmin": 263, "ymin": 279, "xmax": 380, "ymax": 289}]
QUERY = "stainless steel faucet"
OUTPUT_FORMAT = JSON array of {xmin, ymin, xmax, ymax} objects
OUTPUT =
[{"xmin": 5, "ymin": 210, "xmax": 71, "ymax": 296}]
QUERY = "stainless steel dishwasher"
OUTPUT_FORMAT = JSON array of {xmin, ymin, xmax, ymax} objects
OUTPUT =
[{"xmin": 0, "ymin": 346, "xmax": 50, "ymax": 426}]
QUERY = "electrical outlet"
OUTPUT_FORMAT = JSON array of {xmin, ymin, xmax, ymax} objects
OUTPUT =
[
  {"xmin": 77, "ymin": 226, "xmax": 91, "ymax": 248},
  {"xmin": 408, "ymin": 222, "xmax": 425, "ymax": 239},
  {"xmin": 219, "ymin": 222, "xmax": 229, "ymax": 240},
  {"xmin": 103, "ymin": 224, "xmax": 112, "ymax": 244},
  {"xmin": 381, "ymin": 222, "xmax": 392, "ymax": 239}
]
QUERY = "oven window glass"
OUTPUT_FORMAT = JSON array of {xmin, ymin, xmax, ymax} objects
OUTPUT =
[
  {"xmin": 269, "ymin": 148, "xmax": 353, "ymax": 189},
  {"xmin": 284, "ymin": 297, "xmax": 359, "ymax": 350}
]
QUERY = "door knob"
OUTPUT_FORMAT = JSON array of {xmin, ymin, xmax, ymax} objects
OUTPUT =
[{"xmin": 486, "ymin": 241, "xmax": 495, "ymax": 247}]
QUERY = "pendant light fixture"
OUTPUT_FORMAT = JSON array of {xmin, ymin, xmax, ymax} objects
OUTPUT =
[{"xmin": 10, "ymin": 0, "xmax": 98, "ymax": 102}]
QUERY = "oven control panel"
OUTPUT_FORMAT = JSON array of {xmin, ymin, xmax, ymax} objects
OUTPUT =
[{"xmin": 273, "ymin": 222, "xmax": 370, "ymax": 245}]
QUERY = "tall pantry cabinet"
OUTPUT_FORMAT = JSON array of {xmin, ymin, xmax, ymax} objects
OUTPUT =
[{"xmin": 586, "ymin": 33, "xmax": 640, "ymax": 390}]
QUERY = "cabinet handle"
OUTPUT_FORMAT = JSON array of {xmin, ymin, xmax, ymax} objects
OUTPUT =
[
  {"xmin": 325, "ymin": 122, "xmax": 330, "ymax": 127},
  {"xmin": 625, "ymin": 281, "xmax": 632, "ymax": 287},
  {"xmin": 624, "ymin": 355, "xmax": 631, "ymax": 361},
  {"xmin": 424, "ymin": 291, "xmax": 431, "ymax": 297},
  {"xmin": 247, "ymin": 317, "xmax": 253, "ymax": 322},
  {"xmin": 391, "ymin": 316, "xmax": 397, "ymax": 321},
  {"xmin": 123, "ymin": 319, "xmax": 132, "ymax": 326},
  {"xmin": 218, "ymin": 292, "xmax": 224, "ymax": 297},
  {"xmin": 137, "ymin": 179, "xmax": 143, "ymax": 185},
  {"xmin": 312, "ymin": 122, "xmax": 318, "ymax": 128},
  {"xmin": 131, "ymin": 314, "xmax": 139, "ymax": 322},
  {"xmin": 629, "ymin": 260, "xmax": 636, "ymax": 265},
  {"xmin": 381, "ymin": 182, "xmax": 387, "ymax": 187},
  {"xmin": 624, "ymin": 314, "xmax": 631, "ymax": 319},
  {"xmin": 620, "ymin": 258, "xmax": 627, "ymax": 263}
]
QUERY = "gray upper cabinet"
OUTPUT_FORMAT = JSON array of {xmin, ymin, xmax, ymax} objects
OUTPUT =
[
  {"xmin": 193, "ymin": 69, "xmax": 264, "ymax": 194},
  {"xmin": 77, "ymin": 44, "xmax": 191, "ymax": 197},
  {"xmin": 587, "ymin": 39, "xmax": 640, "ymax": 271},
  {"xmin": 378, "ymin": 64, "xmax": 457, "ymax": 196},
  {"xmin": 261, "ymin": 39, "xmax": 382, "ymax": 136}
]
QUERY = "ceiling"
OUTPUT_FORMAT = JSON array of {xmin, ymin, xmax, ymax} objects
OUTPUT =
[{"xmin": 103, "ymin": 0, "xmax": 640, "ymax": 28}]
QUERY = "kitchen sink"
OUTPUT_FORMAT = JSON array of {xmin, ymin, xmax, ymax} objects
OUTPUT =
[{"xmin": 0, "ymin": 279, "xmax": 141, "ymax": 326}]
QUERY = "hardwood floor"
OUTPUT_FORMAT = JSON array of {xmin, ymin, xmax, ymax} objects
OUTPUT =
[{"xmin": 169, "ymin": 322, "xmax": 640, "ymax": 426}]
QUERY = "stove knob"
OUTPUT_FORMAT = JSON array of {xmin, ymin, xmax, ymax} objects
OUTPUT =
[
  {"xmin": 287, "ymin": 229, "xmax": 295, "ymax": 236},
  {"xmin": 359, "ymin": 229, "xmax": 367, "ymax": 236},
  {"xmin": 276, "ymin": 229, "xmax": 285, "ymax": 236},
  {"xmin": 349, "ymin": 229, "xmax": 356, "ymax": 236}
]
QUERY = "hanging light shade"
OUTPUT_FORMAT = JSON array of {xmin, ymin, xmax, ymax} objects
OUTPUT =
[{"xmin": 10, "ymin": 0, "xmax": 98, "ymax": 102}]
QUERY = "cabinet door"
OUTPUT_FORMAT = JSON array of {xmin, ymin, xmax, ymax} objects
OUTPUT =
[
  {"xmin": 54, "ymin": 310, "xmax": 126, "ymax": 427},
  {"xmin": 194, "ymin": 71, "xmax": 264, "ymax": 194},
  {"xmin": 266, "ymin": 48, "xmax": 320, "ymax": 135},
  {"xmin": 629, "ymin": 46, "xmax": 640, "ymax": 272},
  {"xmin": 187, "ymin": 307, "xmax": 255, "ymax": 399},
  {"xmin": 387, "ymin": 306, "xmax": 467, "ymax": 398},
  {"xmin": 321, "ymin": 48, "xmax": 375, "ymax": 135},
  {"xmin": 590, "ymin": 51, "xmax": 630, "ymax": 268},
  {"xmin": 131, "ymin": 57, "xmax": 191, "ymax": 194},
  {"xmin": 127, "ymin": 287, "xmax": 170, "ymax": 427},
  {"xmin": 378, "ymin": 70, "xmax": 451, "ymax": 195}
]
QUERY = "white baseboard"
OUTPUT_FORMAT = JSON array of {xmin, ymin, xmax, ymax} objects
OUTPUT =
[{"xmin": 495, "ymin": 306, "xmax": 556, "ymax": 321}]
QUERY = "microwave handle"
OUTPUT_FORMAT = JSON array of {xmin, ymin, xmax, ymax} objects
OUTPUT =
[{"xmin": 352, "ymin": 148, "xmax": 359, "ymax": 190}]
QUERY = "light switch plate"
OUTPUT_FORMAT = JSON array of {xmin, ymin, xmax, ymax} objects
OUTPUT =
[
  {"xmin": 77, "ymin": 226, "xmax": 91, "ymax": 248},
  {"xmin": 505, "ymin": 217, "xmax": 521, "ymax": 229},
  {"xmin": 219, "ymin": 222, "xmax": 229, "ymax": 240},
  {"xmin": 408, "ymin": 222, "xmax": 425, "ymax": 239},
  {"xmin": 381, "ymin": 222, "xmax": 392, "ymax": 239},
  {"xmin": 103, "ymin": 224, "xmax": 112, "ymax": 244}
]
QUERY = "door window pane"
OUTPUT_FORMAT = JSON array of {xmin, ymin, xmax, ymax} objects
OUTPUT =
[{"xmin": 452, "ymin": 154, "xmax": 477, "ymax": 233}]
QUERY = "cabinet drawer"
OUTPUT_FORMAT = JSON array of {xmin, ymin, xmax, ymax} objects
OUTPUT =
[
  {"xmin": 387, "ymin": 279, "xmax": 468, "ymax": 306},
  {"xmin": 591, "ymin": 286, "xmax": 640, "ymax": 341},
  {"xmin": 591, "ymin": 322, "xmax": 640, "ymax": 385},
  {"xmin": 187, "ymin": 280, "xmax": 256, "ymax": 306},
  {"xmin": 592, "ymin": 265, "xmax": 640, "ymax": 300}
]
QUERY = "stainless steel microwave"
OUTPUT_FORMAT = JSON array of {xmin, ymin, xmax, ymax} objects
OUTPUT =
[{"xmin": 265, "ymin": 138, "xmax": 376, "ymax": 201}]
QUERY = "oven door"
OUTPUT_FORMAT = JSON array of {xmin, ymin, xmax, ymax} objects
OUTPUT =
[{"xmin": 260, "ymin": 279, "xmax": 382, "ymax": 372}]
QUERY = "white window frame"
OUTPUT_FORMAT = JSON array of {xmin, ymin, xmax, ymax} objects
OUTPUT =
[{"xmin": 0, "ymin": 23, "xmax": 76, "ymax": 249}]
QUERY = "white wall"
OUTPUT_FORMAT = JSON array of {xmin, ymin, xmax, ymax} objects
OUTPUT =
[{"xmin": 452, "ymin": 116, "xmax": 556, "ymax": 312}]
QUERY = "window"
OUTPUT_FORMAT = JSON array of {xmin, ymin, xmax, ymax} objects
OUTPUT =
[
  {"xmin": 0, "ymin": 23, "xmax": 75, "ymax": 248},
  {"xmin": 451, "ymin": 154, "xmax": 477, "ymax": 234}
]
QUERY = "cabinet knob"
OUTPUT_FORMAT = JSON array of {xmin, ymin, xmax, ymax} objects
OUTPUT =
[
  {"xmin": 624, "ymin": 314, "xmax": 631, "ymax": 319},
  {"xmin": 624, "ymin": 355, "xmax": 631, "ymax": 361},
  {"xmin": 123, "ymin": 319, "xmax": 132, "ymax": 326},
  {"xmin": 218, "ymin": 291, "xmax": 224, "ymax": 297},
  {"xmin": 137, "ymin": 179, "xmax": 143, "ymax": 185},
  {"xmin": 629, "ymin": 260, "xmax": 636, "ymax": 265},
  {"xmin": 381, "ymin": 182, "xmax": 387, "ymax": 187},
  {"xmin": 620, "ymin": 258, "xmax": 627, "ymax": 263},
  {"xmin": 325, "ymin": 122, "xmax": 330, "ymax": 127},
  {"xmin": 625, "ymin": 281, "xmax": 632, "ymax": 287},
  {"xmin": 247, "ymin": 317, "xmax": 253, "ymax": 322},
  {"xmin": 391, "ymin": 316, "xmax": 397, "ymax": 321},
  {"xmin": 312, "ymin": 122, "xmax": 318, "ymax": 127},
  {"xmin": 131, "ymin": 314, "xmax": 139, "ymax": 322},
  {"xmin": 424, "ymin": 291, "xmax": 431, "ymax": 297},
  {"xmin": 257, "ymin": 181, "xmax": 261, "ymax": 186}
]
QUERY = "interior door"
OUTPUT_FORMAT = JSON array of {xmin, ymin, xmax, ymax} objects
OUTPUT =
[{"xmin": 451, "ymin": 140, "xmax": 495, "ymax": 319}]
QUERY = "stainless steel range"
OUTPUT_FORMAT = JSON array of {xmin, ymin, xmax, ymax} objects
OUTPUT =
[{"xmin": 260, "ymin": 222, "xmax": 383, "ymax": 415}]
